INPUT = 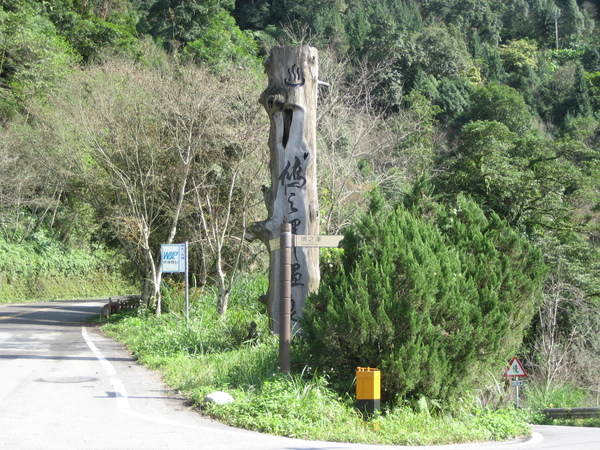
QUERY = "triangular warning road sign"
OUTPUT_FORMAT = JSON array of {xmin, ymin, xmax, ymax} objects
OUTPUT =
[{"xmin": 503, "ymin": 357, "xmax": 528, "ymax": 377}]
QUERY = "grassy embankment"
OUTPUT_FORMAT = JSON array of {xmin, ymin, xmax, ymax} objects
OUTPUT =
[
  {"xmin": 100, "ymin": 275, "xmax": 535, "ymax": 446},
  {"xmin": 0, "ymin": 236, "xmax": 135, "ymax": 303}
]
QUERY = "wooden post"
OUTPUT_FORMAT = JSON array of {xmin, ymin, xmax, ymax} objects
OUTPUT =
[{"xmin": 245, "ymin": 46, "xmax": 320, "ymax": 333}]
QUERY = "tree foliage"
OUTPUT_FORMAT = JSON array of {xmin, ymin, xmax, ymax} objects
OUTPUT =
[
  {"xmin": 436, "ymin": 119, "xmax": 598, "ymax": 234},
  {"xmin": 136, "ymin": 0, "xmax": 259, "ymax": 69},
  {"xmin": 0, "ymin": 6, "xmax": 78, "ymax": 117},
  {"xmin": 33, "ymin": 54, "xmax": 267, "ymax": 314}
]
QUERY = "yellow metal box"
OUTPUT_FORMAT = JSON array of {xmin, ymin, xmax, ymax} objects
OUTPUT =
[
  {"xmin": 356, "ymin": 367, "xmax": 381, "ymax": 414},
  {"xmin": 356, "ymin": 367, "xmax": 381, "ymax": 399}
]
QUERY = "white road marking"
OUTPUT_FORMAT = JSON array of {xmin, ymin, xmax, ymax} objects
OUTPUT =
[
  {"xmin": 81, "ymin": 326, "xmax": 221, "ymax": 432},
  {"xmin": 81, "ymin": 327, "xmax": 129, "ymax": 410}
]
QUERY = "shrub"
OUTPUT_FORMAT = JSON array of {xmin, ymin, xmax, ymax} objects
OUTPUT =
[{"xmin": 302, "ymin": 192, "xmax": 545, "ymax": 403}]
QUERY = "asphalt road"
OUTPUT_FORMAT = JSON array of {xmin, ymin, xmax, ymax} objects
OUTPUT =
[{"xmin": 1, "ymin": 299, "xmax": 600, "ymax": 450}]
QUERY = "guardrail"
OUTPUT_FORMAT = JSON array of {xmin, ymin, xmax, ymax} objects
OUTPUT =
[
  {"xmin": 102, "ymin": 295, "xmax": 142, "ymax": 318},
  {"xmin": 542, "ymin": 407, "xmax": 600, "ymax": 420}
]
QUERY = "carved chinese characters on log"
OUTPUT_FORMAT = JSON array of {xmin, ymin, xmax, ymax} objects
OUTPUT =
[{"xmin": 245, "ymin": 46, "xmax": 320, "ymax": 333}]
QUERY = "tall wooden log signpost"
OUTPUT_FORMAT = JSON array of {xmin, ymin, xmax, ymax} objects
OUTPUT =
[{"xmin": 245, "ymin": 46, "xmax": 321, "ymax": 369}]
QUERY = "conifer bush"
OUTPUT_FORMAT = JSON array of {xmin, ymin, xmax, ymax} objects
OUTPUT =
[{"xmin": 302, "ymin": 192, "xmax": 546, "ymax": 403}]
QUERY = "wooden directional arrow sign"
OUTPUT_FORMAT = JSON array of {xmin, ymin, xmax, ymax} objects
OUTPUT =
[
  {"xmin": 294, "ymin": 234, "xmax": 343, "ymax": 248},
  {"xmin": 269, "ymin": 235, "xmax": 343, "ymax": 252}
]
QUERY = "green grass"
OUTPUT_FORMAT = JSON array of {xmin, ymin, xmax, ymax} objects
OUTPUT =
[
  {"xmin": 521, "ymin": 382, "xmax": 600, "ymax": 427},
  {"xmin": 0, "ymin": 235, "xmax": 135, "ymax": 303},
  {"xmin": 0, "ymin": 272, "xmax": 136, "ymax": 303},
  {"xmin": 101, "ymin": 274, "xmax": 532, "ymax": 445},
  {"xmin": 523, "ymin": 382, "xmax": 591, "ymax": 411}
]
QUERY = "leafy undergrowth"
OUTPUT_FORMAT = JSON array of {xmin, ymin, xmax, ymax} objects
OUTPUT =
[
  {"xmin": 201, "ymin": 382, "xmax": 531, "ymax": 445},
  {"xmin": 101, "ymin": 279, "xmax": 531, "ymax": 445},
  {"xmin": 547, "ymin": 417, "xmax": 600, "ymax": 427},
  {"xmin": 521, "ymin": 383, "xmax": 600, "ymax": 427},
  {"xmin": 0, "ymin": 234, "xmax": 135, "ymax": 303}
]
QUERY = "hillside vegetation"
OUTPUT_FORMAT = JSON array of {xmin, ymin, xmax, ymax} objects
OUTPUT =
[{"xmin": 2, "ymin": 0, "xmax": 600, "ymax": 424}]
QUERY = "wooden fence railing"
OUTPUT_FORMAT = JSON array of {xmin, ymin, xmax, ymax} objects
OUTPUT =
[{"xmin": 101, "ymin": 295, "xmax": 141, "ymax": 318}]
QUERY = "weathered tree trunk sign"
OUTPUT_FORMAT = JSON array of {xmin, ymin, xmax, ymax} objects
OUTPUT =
[{"xmin": 246, "ymin": 46, "xmax": 320, "ymax": 333}]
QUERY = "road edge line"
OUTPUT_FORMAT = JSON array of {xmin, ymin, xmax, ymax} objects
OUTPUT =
[
  {"xmin": 81, "ymin": 326, "xmax": 219, "ymax": 432},
  {"xmin": 81, "ymin": 326, "xmax": 130, "ymax": 411}
]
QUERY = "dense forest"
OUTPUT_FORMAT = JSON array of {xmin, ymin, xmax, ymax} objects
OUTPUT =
[{"xmin": 1, "ymin": 0, "xmax": 600, "ymax": 401}]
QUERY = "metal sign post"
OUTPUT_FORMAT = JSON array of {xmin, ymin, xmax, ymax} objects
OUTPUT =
[
  {"xmin": 503, "ymin": 357, "xmax": 528, "ymax": 408},
  {"xmin": 277, "ymin": 229, "xmax": 343, "ymax": 373},
  {"xmin": 161, "ymin": 242, "xmax": 190, "ymax": 322},
  {"xmin": 511, "ymin": 379, "xmax": 525, "ymax": 407},
  {"xmin": 184, "ymin": 241, "xmax": 189, "ymax": 322}
]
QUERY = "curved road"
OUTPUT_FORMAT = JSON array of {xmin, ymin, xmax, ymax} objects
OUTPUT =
[{"xmin": 1, "ymin": 300, "xmax": 599, "ymax": 450}]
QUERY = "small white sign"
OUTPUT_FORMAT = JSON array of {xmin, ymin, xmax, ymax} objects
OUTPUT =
[
  {"xmin": 295, "ymin": 235, "xmax": 343, "ymax": 248},
  {"xmin": 162, "ymin": 244, "xmax": 186, "ymax": 273},
  {"xmin": 269, "ymin": 235, "xmax": 344, "ymax": 252},
  {"xmin": 511, "ymin": 380, "xmax": 524, "ymax": 387}
]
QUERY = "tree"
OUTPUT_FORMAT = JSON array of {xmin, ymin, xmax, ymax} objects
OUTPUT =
[
  {"xmin": 315, "ymin": 50, "xmax": 439, "ymax": 235},
  {"xmin": 187, "ymin": 67, "xmax": 268, "ymax": 317},
  {"xmin": 544, "ymin": 61, "xmax": 593, "ymax": 129},
  {"xmin": 499, "ymin": 38, "xmax": 539, "ymax": 74},
  {"xmin": 231, "ymin": 0, "xmax": 271, "ymax": 30},
  {"xmin": 181, "ymin": 11, "xmax": 259, "ymax": 72},
  {"xmin": 479, "ymin": 43, "xmax": 506, "ymax": 82},
  {"xmin": 136, "ymin": 0, "xmax": 258, "ymax": 66},
  {"xmin": 436, "ymin": 120, "xmax": 596, "ymax": 234},
  {"xmin": 432, "ymin": 76, "xmax": 473, "ymax": 123},
  {"xmin": 38, "ymin": 57, "xmax": 241, "ymax": 314},
  {"xmin": 558, "ymin": 0, "xmax": 588, "ymax": 45},
  {"xmin": 302, "ymin": 191, "xmax": 545, "ymax": 402},
  {"xmin": 433, "ymin": 0, "xmax": 501, "ymax": 45},
  {"xmin": 413, "ymin": 24, "xmax": 473, "ymax": 82},
  {"xmin": 526, "ymin": 270, "xmax": 592, "ymax": 390},
  {"xmin": 31, "ymin": 0, "xmax": 141, "ymax": 62},
  {"xmin": 0, "ymin": 6, "xmax": 77, "ymax": 118},
  {"xmin": 460, "ymin": 83, "xmax": 535, "ymax": 134},
  {"xmin": 525, "ymin": 228, "xmax": 600, "ymax": 396},
  {"xmin": 499, "ymin": 0, "xmax": 556, "ymax": 46},
  {"xmin": 0, "ymin": 122, "xmax": 70, "ymax": 244},
  {"xmin": 316, "ymin": 52, "xmax": 397, "ymax": 234}
]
